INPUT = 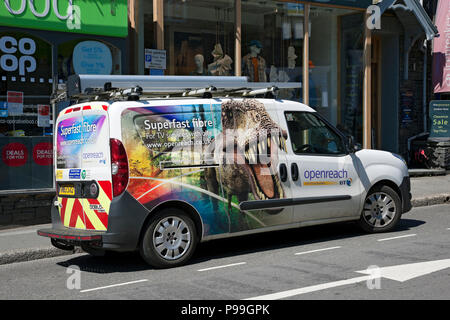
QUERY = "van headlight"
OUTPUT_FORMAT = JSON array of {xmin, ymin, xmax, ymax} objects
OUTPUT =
[{"xmin": 392, "ymin": 153, "xmax": 407, "ymax": 167}]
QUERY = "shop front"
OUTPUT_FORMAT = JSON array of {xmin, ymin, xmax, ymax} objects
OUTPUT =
[
  {"xmin": 134, "ymin": 0, "xmax": 437, "ymax": 157},
  {"xmin": 137, "ymin": 0, "xmax": 369, "ymax": 138},
  {"xmin": 0, "ymin": 0, "xmax": 128, "ymax": 225}
]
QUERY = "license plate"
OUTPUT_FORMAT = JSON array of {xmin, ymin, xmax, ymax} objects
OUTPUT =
[{"xmin": 59, "ymin": 185, "xmax": 75, "ymax": 196}]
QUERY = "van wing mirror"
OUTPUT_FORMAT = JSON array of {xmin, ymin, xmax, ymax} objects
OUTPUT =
[{"xmin": 346, "ymin": 135, "xmax": 361, "ymax": 153}]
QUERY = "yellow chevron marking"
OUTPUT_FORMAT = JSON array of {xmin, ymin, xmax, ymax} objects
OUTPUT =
[
  {"xmin": 57, "ymin": 197, "xmax": 62, "ymax": 218},
  {"xmin": 97, "ymin": 186, "xmax": 111, "ymax": 213},
  {"xmin": 75, "ymin": 215, "xmax": 85, "ymax": 229},
  {"xmin": 64, "ymin": 198, "xmax": 75, "ymax": 227},
  {"xmin": 82, "ymin": 200, "xmax": 107, "ymax": 231}
]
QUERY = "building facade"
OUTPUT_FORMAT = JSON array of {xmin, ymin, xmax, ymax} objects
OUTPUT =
[
  {"xmin": 0, "ymin": 0, "xmax": 439, "ymax": 226},
  {"xmin": 130, "ymin": 0, "xmax": 437, "ymax": 155},
  {"xmin": 0, "ymin": 0, "xmax": 128, "ymax": 225}
]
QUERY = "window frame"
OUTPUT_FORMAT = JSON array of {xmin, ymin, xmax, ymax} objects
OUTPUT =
[{"xmin": 283, "ymin": 110, "xmax": 350, "ymax": 157}]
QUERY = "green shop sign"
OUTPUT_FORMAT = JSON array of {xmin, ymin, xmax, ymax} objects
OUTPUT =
[
  {"xmin": 429, "ymin": 100, "xmax": 450, "ymax": 140},
  {"xmin": 0, "ymin": 0, "xmax": 128, "ymax": 37}
]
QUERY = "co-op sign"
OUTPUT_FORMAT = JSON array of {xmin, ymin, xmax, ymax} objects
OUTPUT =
[
  {"xmin": 3, "ymin": 0, "xmax": 81, "ymax": 29},
  {"xmin": 0, "ymin": 0, "xmax": 128, "ymax": 37},
  {"xmin": 0, "ymin": 36, "xmax": 36, "ymax": 76}
]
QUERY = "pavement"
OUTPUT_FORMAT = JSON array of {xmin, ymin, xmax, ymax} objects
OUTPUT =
[{"xmin": 0, "ymin": 174, "xmax": 449, "ymax": 267}]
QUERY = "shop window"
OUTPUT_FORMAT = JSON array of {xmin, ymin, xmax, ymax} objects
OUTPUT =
[
  {"xmin": 308, "ymin": 6, "xmax": 362, "ymax": 128},
  {"xmin": 156, "ymin": 0, "xmax": 235, "ymax": 76},
  {"xmin": 242, "ymin": 1, "xmax": 303, "ymax": 100},
  {"xmin": 57, "ymin": 39, "xmax": 122, "ymax": 83},
  {"xmin": 337, "ymin": 12, "xmax": 365, "ymax": 144},
  {"xmin": 0, "ymin": 32, "xmax": 53, "ymax": 190}
]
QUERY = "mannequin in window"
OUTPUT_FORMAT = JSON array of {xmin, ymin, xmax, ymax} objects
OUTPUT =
[
  {"xmin": 208, "ymin": 43, "xmax": 233, "ymax": 76},
  {"xmin": 190, "ymin": 54, "xmax": 209, "ymax": 76},
  {"xmin": 242, "ymin": 40, "xmax": 267, "ymax": 82},
  {"xmin": 287, "ymin": 46, "xmax": 297, "ymax": 69},
  {"xmin": 276, "ymin": 46, "xmax": 299, "ymax": 99},
  {"xmin": 283, "ymin": 45, "xmax": 300, "ymax": 82}
]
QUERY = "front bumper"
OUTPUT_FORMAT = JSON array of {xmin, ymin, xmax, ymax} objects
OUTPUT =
[{"xmin": 400, "ymin": 176, "xmax": 412, "ymax": 213}]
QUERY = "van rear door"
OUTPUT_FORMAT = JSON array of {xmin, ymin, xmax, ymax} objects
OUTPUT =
[{"xmin": 55, "ymin": 103, "xmax": 112, "ymax": 231}]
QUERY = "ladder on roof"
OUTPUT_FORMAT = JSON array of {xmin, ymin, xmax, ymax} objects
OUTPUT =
[{"xmin": 53, "ymin": 75, "xmax": 302, "ymax": 103}]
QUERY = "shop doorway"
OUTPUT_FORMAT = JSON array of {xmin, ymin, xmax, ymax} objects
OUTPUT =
[
  {"xmin": 371, "ymin": 35, "xmax": 382, "ymax": 149},
  {"xmin": 379, "ymin": 34, "xmax": 400, "ymax": 153}
]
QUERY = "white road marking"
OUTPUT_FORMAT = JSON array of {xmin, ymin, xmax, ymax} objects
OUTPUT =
[
  {"xmin": 246, "ymin": 259, "xmax": 450, "ymax": 300},
  {"xmin": 294, "ymin": 246, "xmax": 341, "ymax": 255},
  {"xmin": 245, "ymin": 275, "xmax": 371, "ymax": 300},
  {"xmin": 198, "ymin": 262, "xmax": 247, "ymax": 272},
  {"xmin": 377, "ymin": 234, "xmax": 417, "ymax": 242},
  {"xmin": 80, "ymin": 279, "xmax": 148, "ymax": 293}
]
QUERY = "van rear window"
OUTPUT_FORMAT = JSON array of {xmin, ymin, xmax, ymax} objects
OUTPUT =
[{"xmin": 56, "ymin": 115, "xmax": 107, "ymax": 169}]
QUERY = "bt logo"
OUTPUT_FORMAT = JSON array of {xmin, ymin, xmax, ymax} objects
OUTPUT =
[
  {"xmin": 339, "ymin": 178, "xmax": 353, "ymax": 187},
  {"xmin": 0, "ymin": 36, "xmax": 36, "ymax": 76}
]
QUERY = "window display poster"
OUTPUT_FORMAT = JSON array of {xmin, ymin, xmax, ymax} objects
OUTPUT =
[
  {"xmin": 0, "ymin": 136, "xmax": 53, "ymax": 190},
  {"xmin": 400, "ymin": 89, "xmax": 414, "ymax": 126},
  {"xmin": 145, "ymin": 49, "xmax": 166, "ymax": 70},
  {"xmin": 429, "ymin": 100, "xmax": 450, "ymax": 139},
  {"xmin": 72, "ymin": 41, "xmax": 112, "ymax": 75},
  {"xmin": 37, "ymin": 105, "xmax": 50, "ymax": 128},
  {"xmin": 7, "ymin": 91, "xmax": 23, "ymax": 116},
  {"xmin": 0, "ymin": 102, "xmax": 7, "ymax": 117}
]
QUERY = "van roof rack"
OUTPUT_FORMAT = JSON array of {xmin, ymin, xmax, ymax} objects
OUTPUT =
[{"xmin": 56, "ymin": 75, "xmax": 301, "ymax": 103}]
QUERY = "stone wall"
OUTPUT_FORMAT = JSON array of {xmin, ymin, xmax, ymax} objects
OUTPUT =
[{"xmin": 0, "ymin": 191, "xmax": 55, "ymax": 228}]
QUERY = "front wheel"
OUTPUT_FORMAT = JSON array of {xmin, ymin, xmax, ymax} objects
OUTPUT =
[
  {"xmin": 358, "ymin": 185, "xmax": 402, "ymax": 233},
  {"xmin": 140, "ymin": 208, "xmax": 198, "ymax": 268}
]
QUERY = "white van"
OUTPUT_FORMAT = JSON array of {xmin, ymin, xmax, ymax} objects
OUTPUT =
[{"xmin": 38, "ymin": 75, "xmax": 411, "ymax": 268}]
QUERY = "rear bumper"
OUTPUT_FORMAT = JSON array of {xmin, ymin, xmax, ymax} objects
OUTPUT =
[
  {"xmin": 400, "ymin": 176, "xmax": 412, "ymax": 214},
  {"xmin": 40, "ymin": 190, "xmax": 150, "ymax": 251},
  {"xmin": 37, "ymin": 228, "xmax": 104, "ymax": 244}
]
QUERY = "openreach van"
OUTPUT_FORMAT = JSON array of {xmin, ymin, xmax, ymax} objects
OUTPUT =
[{"xmin": 38, "ymin": 75, "xmax": 412, "ymax": 268}]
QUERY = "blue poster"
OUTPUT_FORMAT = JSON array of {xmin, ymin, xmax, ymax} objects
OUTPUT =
[{"xmin": 0, "ymin": 102, "xmax": 7, "ymax": 117}]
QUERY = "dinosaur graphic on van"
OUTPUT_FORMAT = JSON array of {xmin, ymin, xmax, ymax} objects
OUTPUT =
[{"xmin": 206, "ymin": 99, "xmax": 288, "ymax": 213}]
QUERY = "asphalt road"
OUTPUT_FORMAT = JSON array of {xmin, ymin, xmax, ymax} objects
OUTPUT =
[{"xmin": 0, "ymin": 204, "xmax": 449, "ymax": 300}]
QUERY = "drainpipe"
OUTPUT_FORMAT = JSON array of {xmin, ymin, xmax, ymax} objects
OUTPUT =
[{"xmin": 421, "ymin": 39, "xmax": 428, "ymax": 132}]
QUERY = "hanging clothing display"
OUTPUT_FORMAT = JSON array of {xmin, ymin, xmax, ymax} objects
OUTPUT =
[
  {"xmin": 208, "ymin": 43, "xmax": 233, "ymax": 76},
  {"xmin": 242, "ymin": 54, "xmax": 267, "ymax": 82}
]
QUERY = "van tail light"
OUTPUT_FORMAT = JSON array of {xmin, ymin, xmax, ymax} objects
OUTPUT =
[{"xmin": 110, "ymin": 138, "xmax": 129, "ymax": 197}]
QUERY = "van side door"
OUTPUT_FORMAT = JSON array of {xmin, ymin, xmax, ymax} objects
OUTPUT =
[
  {"xmin": 281, "ymin": 110, "xmax": 361, "ymax": 222},
  {"xmin": 217, "ymin": 99, "xmax": 293, "ymax": 231}
]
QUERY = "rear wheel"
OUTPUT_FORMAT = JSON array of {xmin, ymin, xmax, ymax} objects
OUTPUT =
[
  {"xmin": 140, "ymin": 208, "xmax": 198, "ymax": 268},
  {"xmin": 358, "ymin": 185, "xmax": 402, "ymax": 233}
]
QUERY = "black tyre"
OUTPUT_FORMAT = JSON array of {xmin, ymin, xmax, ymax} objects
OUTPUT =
[
  {"xmin": 358, "ymin": 185, "xmax": 402, "ymax": 233},
  {"xmin": 140, "ymin": 208, "xmax": 198, "ymax": 268}
]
